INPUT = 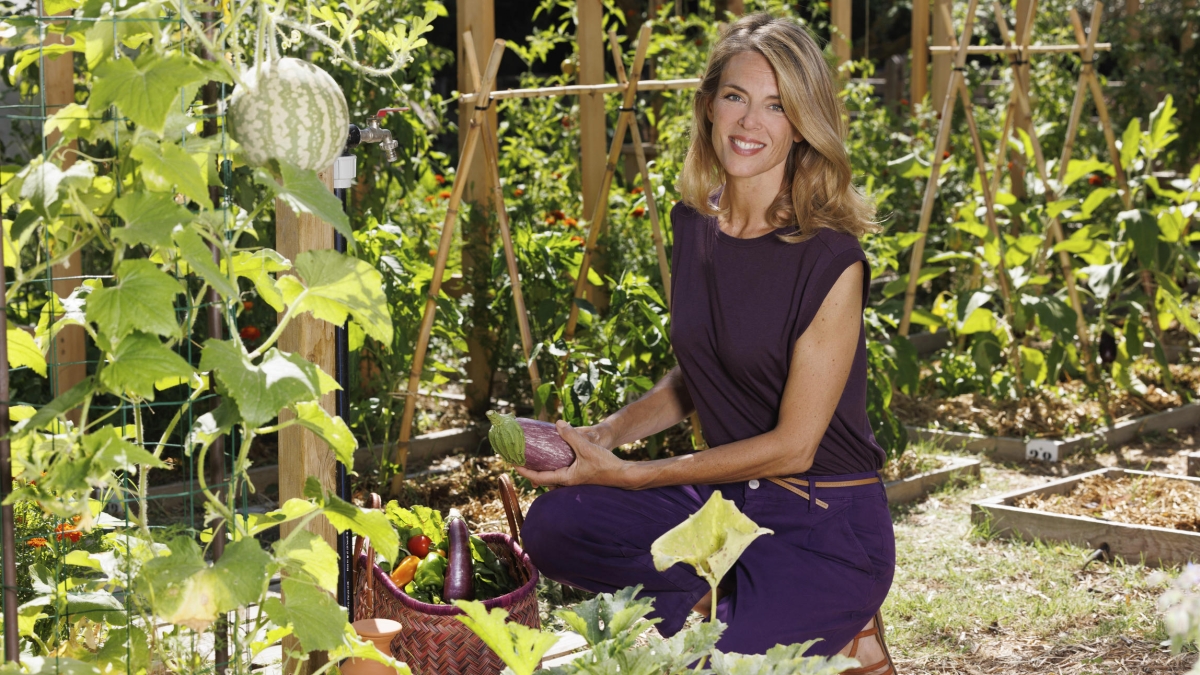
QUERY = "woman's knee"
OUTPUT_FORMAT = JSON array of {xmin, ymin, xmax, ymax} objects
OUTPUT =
[{"xmin": 521, "ymin": 486, "xmax": 594, "ymax": 570}]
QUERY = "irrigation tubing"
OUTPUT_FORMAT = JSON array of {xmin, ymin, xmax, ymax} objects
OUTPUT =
[
  {"xmin": 0, "ymin": 203, "xmax": 18, "ymax": 664},
  {"xmin": 335, "ymin": 186, "xmax": 353, "ymax": 615}
]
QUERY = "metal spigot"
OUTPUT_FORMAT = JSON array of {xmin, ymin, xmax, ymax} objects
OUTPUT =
[{"xmin": 344, "ymin": 107, "xmax": 408, "ymax": 162}]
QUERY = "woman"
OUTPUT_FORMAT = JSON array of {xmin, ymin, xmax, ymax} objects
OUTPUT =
[{"xmin": 519, "ymin": 13, "xmax": 895, "ymax": 674}]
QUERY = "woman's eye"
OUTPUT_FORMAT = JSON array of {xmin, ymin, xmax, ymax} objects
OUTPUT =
[
  {"xmin": 769, "ymin": 104, "xmax": 785, "ymax": 112},
  {"xmin": 724, "ymin": 93, "xmax": 743, "ymax": 102}
]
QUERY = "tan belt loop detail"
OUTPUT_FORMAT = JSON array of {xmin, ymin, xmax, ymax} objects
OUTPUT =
[{"xmin": 766, "ymin": 477, "xmax": 830, "ymax": 509}]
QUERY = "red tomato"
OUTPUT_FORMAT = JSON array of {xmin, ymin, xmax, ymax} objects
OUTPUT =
[
  {"xmin": 239, "ymin": 326, "xmax": 261, "ymax": 341},
  {"xmin": 407, "ymin": 534, "xmax": 432, "ymax": 558},
  {"xmin": 243, "ymin": 300, "xmax": 254, "ymax": 311}
]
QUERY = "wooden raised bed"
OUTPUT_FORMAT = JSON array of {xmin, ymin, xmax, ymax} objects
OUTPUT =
[
  {"xmin": 970, "ymin": 468, "xmax": 1200, "ymax": 567},
  {"xmin": 884, "ymin": 455, "xmax": 981, "ymax": 505},
  {"xmin": 908, "ymin": 400, "xmax": 1200, "ymax": 463}
]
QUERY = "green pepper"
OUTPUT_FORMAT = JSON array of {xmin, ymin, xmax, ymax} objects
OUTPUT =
[{"xmin": 412, "ymin": 551, "xmax": 447, "ymax": 591}]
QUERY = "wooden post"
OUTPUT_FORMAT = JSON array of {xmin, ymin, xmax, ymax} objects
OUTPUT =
[
  {"xmin": 1184, "ymin": 0, "xmax": 1196, "ymax": 52},
  {"xmin": 565, "ymin": 25, "xmax": 652, "ymax": 341},
  {"xmin": 276, "ymin": 169, "xmax": 338, "ymax": 546},
  {"xmin": 577, "ymin": 0, "xmax": 608, "ymax": 312},
  {"xmin": 832, "ymin": 0, "xmax": 852, "ymax": 67},
  {"xmin": 41, "ymin": 7, "xmax": 86, "ymax": 414},
  {"xmin": 457, "ymin": 0, "xmax": 498, "ymax": 416},
  {"xmin": 931, "ymin": 0, "xmax": 952, "ymax": 112},
  {"xmin": 911, "ymin": 0, "xmax": 929, "ymax": 106},
  {"xmin": 392, "ymin": 41, "xmax": 507, "ymax": 495},
  {"xmin": 462, "ymin": 33, "xmax": 544, "ymax": 418},
  {"xmin": 277, "ymin": 166, "xmax": 337, "ymax": 675}
]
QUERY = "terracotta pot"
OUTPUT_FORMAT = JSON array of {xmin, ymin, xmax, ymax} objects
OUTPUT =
[{"xmin": 341, "ymin": 618, "xmax": 404, "ymax": 675}]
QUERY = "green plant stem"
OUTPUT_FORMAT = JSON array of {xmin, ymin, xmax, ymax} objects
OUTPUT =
[
  {"xmin": 248, "ymin": 290, "xmax": 305, "ymax": 358},
  {"xmin": 134, "ymin": 403, "xmax": 150, "ymax": 536},
  {"xmin": 196, "ymin": 437, "xmax": 237, "ymax": 527}
]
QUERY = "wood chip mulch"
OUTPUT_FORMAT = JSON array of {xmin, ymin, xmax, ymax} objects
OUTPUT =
[
  {"xmin": 897, "ymin": 636, "xmax": 1194, "ymax": 674},
  {"xmin": 1014, "ymin": 474, "xmax": 1200, "ymax": 531}
]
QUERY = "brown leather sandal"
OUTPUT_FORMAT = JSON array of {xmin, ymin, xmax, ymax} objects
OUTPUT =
[{"xmin": 841, "ymin": 610, "xmax": 896, "ymax": 675}]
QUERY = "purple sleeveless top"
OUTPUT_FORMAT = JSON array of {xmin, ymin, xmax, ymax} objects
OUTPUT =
[{"xmin": 668, "ymin": 200, "xmax": 885, "ymax": 476}]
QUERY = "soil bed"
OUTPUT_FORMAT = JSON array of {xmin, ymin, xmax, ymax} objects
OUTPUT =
[
  {"xmin": 1014, "ymin": 473, "xmax": 1200, "ymax": 531},
  {"xmin": 893, "ymin": 361, "xmax": 1200, "ymax": 438}
]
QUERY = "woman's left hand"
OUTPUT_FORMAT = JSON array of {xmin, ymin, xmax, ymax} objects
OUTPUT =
[{"xmin": 514, "ymin": 420, "xmax": 629, "ymax": 488}]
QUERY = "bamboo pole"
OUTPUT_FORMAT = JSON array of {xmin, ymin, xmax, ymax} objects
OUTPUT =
[
  {"xmin": 832, "ymin": 0, "xmax": 852, "ymax": 66},
  {"xmin": 928, "ymin": 42, "xmax": 1112, "ymax": 53},
  {"xmin": 462, "ymin": 32, "xmax": 544, "ymax": 419},
  {"xmin": 939, "ymin": 1, "xmax": 1024, "ymax": 394},
  {"xmin": 606, "ymin": 29, "xmax": 672, "ymax": 307},
  {"xmin": 931, "ymin": 0, "xmax": 952, "ymax": 112},
  {"xmin": 1069, "ymin": 8, "xmax": 1130, "ymax": 208},
  {"xmin": 579, "ymin": 0, "xmax": 608, "ymax": 312},
  {"xmin": 898, "ymin": 0, "xmax": 980, "ymax": 337},
  {"xmin": 391, "ymin": 40, "xmax": 506, "ymax": 495},
  {"xmin": 458, "ymin": 77, "xmax": 701, "ymax": 104},
  {"xmin": 564, "ymin": 24, "xmax": 652, "ymax": 341}
]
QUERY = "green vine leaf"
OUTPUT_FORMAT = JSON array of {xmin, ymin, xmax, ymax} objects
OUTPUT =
[
  {"xmin": 198, "ymin": 341, "xmax": 322, "ymax": 427},
  {"xmin": 111, "ymin": 192, "xmax": 195, "ymax": 249},
  {"xmin": 85, "ymin": 259, "xmax": 183, "ymax": 341},
  {"xmin": 7, "ymin": 326, "xmax": 46, "ymax": 377},
  {"xmin": 708, "ymin": 641, "xmax": 859, "ymax": 675},
  {"xmin": 228, "ymin": 250, "xmax": 291, "ymax": 311},
  {"xmin": 89, "ymin": 53, "xmax": 207, "ymax": 136},
  {"xmin": 174, "ymin": 227, "xmax": 239, "ymax": 299},
  {"xmin": 274, "ymin": 529, "xmax": 339, "ymax": 594},
  {"xmin": 99, "ymin": 332, "xmax": 194, "ymax": 400},
  {"xmin": 293, "ymin": 400, "xmax": 356, "ymax": 467},
  {"xmin": 254, "ymin": 162, "xmax": 351, "ymax": 242},
  {"xmin": 276, "ymin": 249, "xmax": 393, "ymax": 344},
  {"xmin": 303, "ymin": 477, "xmax": 399, "ymax": 564},
  {"xmin": 454, "ymin": 600, "xmax": 560, "ymax": 675},
  {"xmin": 553, "ymin": 585, "xmax": 657, "ymax": 649},
  {"xmin": 14, "ymin": 377, "xmax": 94, "ymax": 436},
  {"xmin": 263, "ymin": 577, "xmax": 346, "ymax": 653},
  {"xmin": 130, "ymin": 141, "xmax": 211, "ymax": 207}
]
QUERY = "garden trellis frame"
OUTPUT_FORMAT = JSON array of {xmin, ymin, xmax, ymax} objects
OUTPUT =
[
  {"xmin": 390, "ymin": 24, "xmax": 702, "ymax": 491},
  {"xmin": 896, "ymin": 0, "xmax": 1122, "ymax": 391}
]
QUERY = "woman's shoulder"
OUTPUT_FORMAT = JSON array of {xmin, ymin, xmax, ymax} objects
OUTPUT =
[{"xmin": 806, "ymin": 226, "xmax": 866, "ymax": 261}]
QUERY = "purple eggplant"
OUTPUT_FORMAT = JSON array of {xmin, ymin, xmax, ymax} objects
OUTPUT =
[
  {"xmin": 443, "ymin": 509, "xmax": 474, "ymax": 601},
  {"xmin": 486, "ymin": 411, "xmax": 576, "ymax": 472}
]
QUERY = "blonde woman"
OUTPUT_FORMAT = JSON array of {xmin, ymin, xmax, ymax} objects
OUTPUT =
[{"xmin": 518, "ymin": 13, "xmax": 895, "ymax": 673}]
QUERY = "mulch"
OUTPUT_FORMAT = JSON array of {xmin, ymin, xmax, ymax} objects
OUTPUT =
[
  {"xmin": 897, "ymin": 636, "xmax": 1193, "ymax": 674},
  {"xmin": 1014, "ymin": 473, "xmax": 1200, "ymax": 531}
]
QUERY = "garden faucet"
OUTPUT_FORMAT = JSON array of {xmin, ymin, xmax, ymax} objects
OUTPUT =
[{"xmin": 335, "ymin": 107, "xmax": 407, "ymax": 189}]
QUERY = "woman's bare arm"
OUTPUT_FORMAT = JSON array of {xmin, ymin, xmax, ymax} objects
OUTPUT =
[
  {"xmin": 584, "ymin": 366, "xmax": 694, "ymax": 450},
  {"xmin": 517, "ymin": 262, "xmax": 864, "ymax": 489}
]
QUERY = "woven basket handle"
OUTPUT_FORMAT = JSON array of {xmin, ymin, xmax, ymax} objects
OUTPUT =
[
  {"xmin": 498, "ymin": 473, "xmax": 524, "ymax": 546},
  {"xmin": 353, "ymin": 492, "xmax": 384, "ymax": 617}
]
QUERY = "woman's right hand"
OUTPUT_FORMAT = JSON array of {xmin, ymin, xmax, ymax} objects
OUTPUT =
[{"xmin": 574, "ymin": 421, "xmax": 615, "ymax": 451}]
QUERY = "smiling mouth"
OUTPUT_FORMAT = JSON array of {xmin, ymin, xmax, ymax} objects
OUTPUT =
[{"xmin": 730, "ymin": 137, "xmax": 766, "ymax": 153}]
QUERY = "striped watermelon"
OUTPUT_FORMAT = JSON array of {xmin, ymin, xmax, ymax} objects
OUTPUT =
[{"xmin": 228, "ymin": 58, "xmax": 349, "ymax": 171}]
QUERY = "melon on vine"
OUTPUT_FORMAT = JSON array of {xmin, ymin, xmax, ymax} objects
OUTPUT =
[{"xmin": 228, "ymin": 58, "xmax": 349, "ymax": 171}]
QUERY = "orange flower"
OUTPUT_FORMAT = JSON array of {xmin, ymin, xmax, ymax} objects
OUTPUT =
[
  {"xmin": 55, "ymin": 523, "xmax": 81, "ymax": 544},
  {"xmin": 429, "ymin": 249, "xmax": 437, "ymax": 257},
  {"xmin": 900, "ymin": 98, "xmax": 910, "ymax": 106},
  {"xmin": 514, "ymin": 188, "xmax": 525, "ymax": 197},
  {"xmin": 942, "ymin": 150, "xmax": 951, "ymax": 160},
  {"xmin": 561, "ymin": 116, "xmax": 572, "ymax": 128},
  {"xmin": 545, "ymin": 215, "xmax": 558, "ymax": 225},
  {"xmin": 27, "ymin": 538, "xmax": 48, "ymax": 548},
  {"xmin": 424, "ymin": 195, "xmax": 436, "ymax": 202},
  {"xmin": 630, "ymin": 186, "xmax": 644, "ymax": 195},
  {"xmin": 435, "ymin": 174, "xmax": 446, "ymax": 184},
  {"xmin": 563, "ymin": 217, "xmax": 578, "ymax": 227},
  {"xmin": 571, "ymin": 236, "xmax": 584, "ymax": 245},
  {"xmin": 552, "ymin": 172, "xmax": 562, "ymax": 180},
  {"xmin": 552, "ymin": 210, "xmax": 566, "ymax": 220},
  {"xmin": 1088, "ymin": 174, "xmax": 1105, "ymax": 186},
  {"xmin": 439, "ymin": 190, "xmax": 451, "ymax": 200},
  {"xmin": 632, "ymin": 206, "xmax": 646, "ymax": 217}
]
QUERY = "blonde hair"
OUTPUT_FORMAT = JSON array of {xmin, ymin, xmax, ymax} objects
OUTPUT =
[{"xmin": 678, "ymin": 13, "xmax": 877, "ymax": 241}]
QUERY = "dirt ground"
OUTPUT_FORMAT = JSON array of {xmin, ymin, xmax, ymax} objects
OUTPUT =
[{"xmin": 381, "ymin": 426, "xmax": 1200, "ymax": 675}]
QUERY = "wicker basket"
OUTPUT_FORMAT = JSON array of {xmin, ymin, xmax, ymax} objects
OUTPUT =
[{"xmin": 352, "ymin": 477, "xmax": 539, "ymax": 675}]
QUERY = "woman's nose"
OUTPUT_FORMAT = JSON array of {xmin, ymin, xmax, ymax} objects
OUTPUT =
[{"xmin": 738, "ymin": 108, "xmax": 763, "ymax": 130}]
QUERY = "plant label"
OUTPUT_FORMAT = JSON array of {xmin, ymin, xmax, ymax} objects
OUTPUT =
[{"xmin": 1026, "ymin": 440, "xmax": 1059, "ymax": 463}]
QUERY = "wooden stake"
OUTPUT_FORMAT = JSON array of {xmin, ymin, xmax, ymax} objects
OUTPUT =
[
  {"xmin": 938, "ymin": 1, "xmax": 1024, "ymax": 394},
  {"xmin": 832, "ymin": 0, "xmax": 852, "ymax": 67},
  {"xmin": 564, "ymin": 24, "xmax": 652, "ymax": 341},
  {"xmin": 463, "ymin": 33, "xmax": 544, "ymax": 419},
  {"xmin": 606, "ymin": 29, "xmax": 672, "ymax": 307},
  {"xmin": 391, "ymin": 40, "xmax": 506, "ymax": 495},
  {"xmin": 459, "ymin": 78, "xmax": 701, "ymax": 104},
  {"xmin": 898, "ymin": 0, "xmax": 979, "ymax": 337}
]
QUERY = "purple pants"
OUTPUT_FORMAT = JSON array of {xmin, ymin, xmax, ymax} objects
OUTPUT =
[{"xmin": 521, "ymin": 470, "xmax": 895, "ymax": 656}]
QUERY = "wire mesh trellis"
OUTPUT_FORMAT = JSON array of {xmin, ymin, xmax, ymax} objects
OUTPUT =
[{"xmin": 0, "ymin": 1, "xmax": 263, "ymax": 672}]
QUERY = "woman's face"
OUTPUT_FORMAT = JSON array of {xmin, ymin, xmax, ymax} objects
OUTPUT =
[{"xmin": 707, "ymin": 51, "xmax": 802, "ymax": 181}]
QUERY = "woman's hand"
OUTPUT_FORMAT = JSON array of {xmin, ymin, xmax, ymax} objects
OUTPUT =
[{"xmin": 514, "ymin": 420, "xmax": 628, "ymax": 488}]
